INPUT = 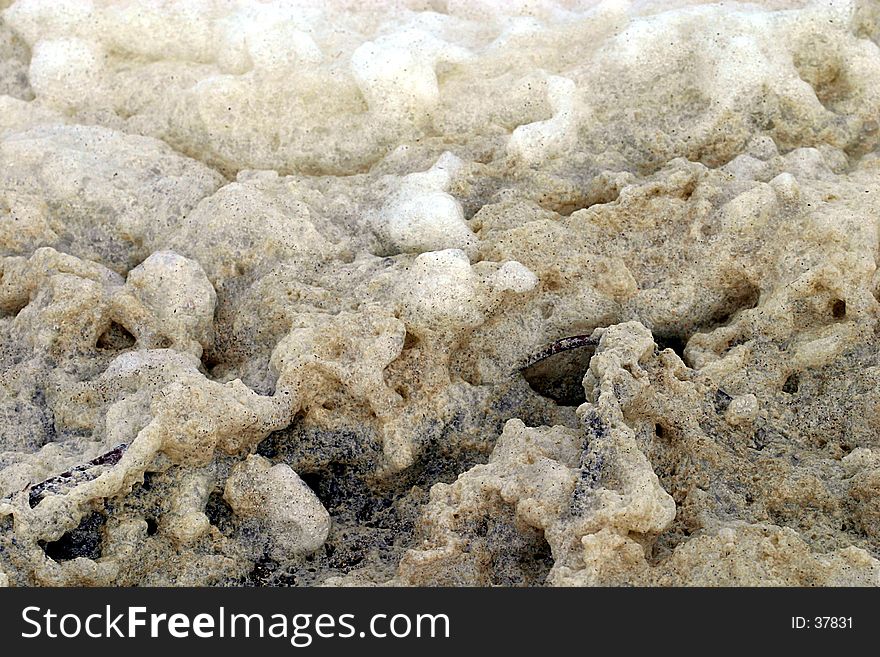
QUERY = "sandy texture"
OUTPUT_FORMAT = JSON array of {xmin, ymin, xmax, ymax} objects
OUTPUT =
[{"xmin": 1, "ymin": 0, "xmax": 880, "ymax": 586}]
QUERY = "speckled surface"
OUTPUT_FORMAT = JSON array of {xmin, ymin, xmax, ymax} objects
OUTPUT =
[{"xmin": 1, "ymin": 0, "xmax": 880, "ymax": 586}]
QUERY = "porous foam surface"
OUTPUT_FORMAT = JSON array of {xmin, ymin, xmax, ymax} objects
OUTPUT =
[{"xmin": 1, "ymin": 0, "xmax": 880, "ymax": 586}]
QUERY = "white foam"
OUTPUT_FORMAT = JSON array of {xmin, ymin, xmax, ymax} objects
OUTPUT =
[
  {"xmin": 351, "ymin": 28, "xmax": 471, "ymax": 118},
  {"xmin": 28, "ymin": 37, "xmax": 104, "ymax": 108},
  {"xmin": 375, "ymin": 152, "xmax": 477, "ymax": 256},
  {"xmin": 507, "ymin": 75, "xmax": 580, "ymax": 164}
]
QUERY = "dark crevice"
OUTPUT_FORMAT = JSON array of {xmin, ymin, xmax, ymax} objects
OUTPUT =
[
  {"xmin": 298, "ymin": 465, "xmax": 392, "ymax": 522},
  {"xmin": 243, "ymin": 556, "xmax": 278, "ymax": 586},
  {"xmin": 489, "ymin": 524, "xmax": 554, "ymax": 587},
  {"xmin": 402, "ymin": 331, "xmax": 419, "ymax": 350},
  {"xmin": 204, "ymin": 491, "xmax": 235, "ymax": 535},
  {"xmin": 200, "ymin": 347, "xmax": 223, "ymax": 372},
  {"xmin": 39, "ymin": 511, "xmax": 106, "ymax": 562},
  {"xmin": 0, "ymin": 295, "xmax": 29, "ymax": 319},
  {"xmin": 154, "ymin": 336, "xmax": 173, "ymax": 349},
  {"xmin": 298, "ymin": 470, "xmax": 336, "ymax": 510},
  {"xmin": 520, "ymin": 334, "xmax": 598, "ymax": 407},
  {"xmin": 714, "ymin": 388, "xmax": 733, "ymax": 413},
  {"xmin": 96, "ymin": 321, "xmax": 136, "ymax": 351},
  {"xmin": 652, "ymin": 282, "xmax": 761, "ymax": 364},
  {"xmin": 28, "ymin": 443, "xmax": 129, "ymax": 508},
  {"xmin": 654, "ymin": 333, "xmax": 687, "ymax": 360},
  {"xmin": 243, "ymin": 458, "xmax": 425, "ymax": 585},
  {"xmin": 521, "ymin": 345, "xmax": 593, "ymax": 406}
]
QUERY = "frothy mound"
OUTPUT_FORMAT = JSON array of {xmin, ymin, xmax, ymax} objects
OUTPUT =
[{"xmin": 1, "ymin": 0, "xmax": 879, "ymax": 587}]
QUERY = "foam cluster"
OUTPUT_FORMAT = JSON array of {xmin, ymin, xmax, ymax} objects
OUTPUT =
[{"xmin": 1, "ymin": 0, "xmax": 880, "ymax": 587}]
